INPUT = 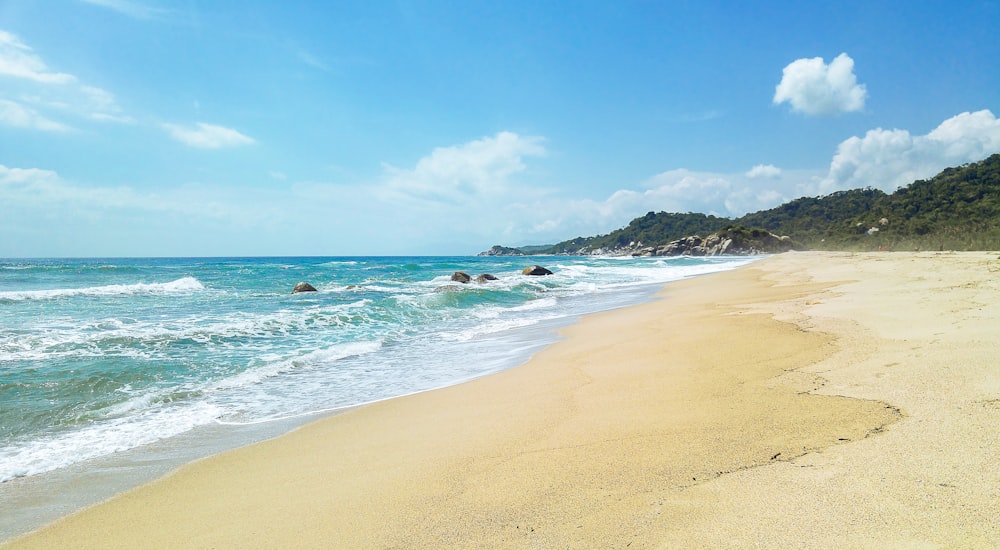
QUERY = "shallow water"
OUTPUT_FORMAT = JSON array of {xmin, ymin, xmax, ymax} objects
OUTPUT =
[{"xmin": 0, "ymin": 254, "xmax": 756, "ymax": 539}]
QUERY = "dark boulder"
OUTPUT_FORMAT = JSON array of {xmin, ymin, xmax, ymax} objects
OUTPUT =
[
  {"xmin": 522, "ymin": 265, "xmax": 553, "ymax": 276},
  {"xmin": 476, "ymin": 273, "xmax": 499, "ymax": 283},
  {"xmin": 451, "ymin": 271, "xmax": 472, "ymax": 284},
  {"xmin": 292, "ymin": 282, "xmax": 318, "ymax": 294}
]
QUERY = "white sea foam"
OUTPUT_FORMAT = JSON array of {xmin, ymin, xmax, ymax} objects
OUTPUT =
[
  {"xmin": 0, "ymin": 276, "xmax": 204, "ymax": 302},
  {"xmin": 0, "ymin": 255, "xmax": 762, "ymax": 488},
  {"xmin": 0, "ymin": 339, "xmax": 387, "ymax": 482},
  {"xmin": 0, "ymin": 300, "xmax": 373, "ymax": 361},
  {"xmin": 209, "ymin": 340, "xmax": 383, "ymax": 396},
  {"xmin": 0, "ymin": 401, "xmax": 223, "ymax": 482}
]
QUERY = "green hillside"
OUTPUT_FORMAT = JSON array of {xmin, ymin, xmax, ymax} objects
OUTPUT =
[
  {"xmin": 540, "ymin": 154, "xmax": 1000, "ymax": 254},
  {"xmin": 546, "ymin": 212, "xmax": 730, "ymax": 253}
]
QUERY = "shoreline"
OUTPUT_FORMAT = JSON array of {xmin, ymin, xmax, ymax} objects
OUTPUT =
[
  {"xmin": 7, "ymin": 251, "xmax": 999, "ymax": 548},
  {"xmin": 0, "ymin": 268, "xmax": 680, "ymax": 542}
]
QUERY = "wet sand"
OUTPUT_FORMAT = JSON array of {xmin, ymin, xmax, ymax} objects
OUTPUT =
[{"xmin": 7, "ymin": 251, "xmax": 999, "ymax": 548}]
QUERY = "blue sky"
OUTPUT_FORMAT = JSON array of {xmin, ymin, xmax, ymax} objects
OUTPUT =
[{"xmin": 1, "ymin": 0, "xmax": 999, "ymax": 256}]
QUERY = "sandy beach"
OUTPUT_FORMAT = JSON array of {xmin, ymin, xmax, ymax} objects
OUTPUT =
[{"xmin": 6, "ymin": 251, "xmax": 999, "ymax": 548}]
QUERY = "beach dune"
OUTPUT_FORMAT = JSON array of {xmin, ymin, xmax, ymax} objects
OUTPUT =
[{"xmin": 8, "ymin": 252, "xmax": 999, "ymax": 548}]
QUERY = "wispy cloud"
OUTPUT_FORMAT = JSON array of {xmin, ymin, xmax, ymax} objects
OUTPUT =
[
  {"xmin": 674, "ymin": 109, "xmax": 724, "ymax": 123},
  {"xmin": 0, "ymin": 99, "xmax": 73, "ymax": 132},
  {"xmin": 162, "ymin": 122, "xmax": 256, "ymax": 149},
  {"xmin": 0, "ymin": 30, "xmax": 131, "ymax": 126},
  {"xmin": 295, "ymin": 48, "xmax": 330, "ymax": 72},
  {"xmin": 0, "ymin": 31, "xmax": 76, "ymax": 84},
  {"xmin": 774, "ymin": 53, "xmax": 867, "ymax": 116},
  {"xmin": 0, "ymin": 163, "xmax": 279, "ymax": 225},
  {"xmin": 79, "ymin": 0, "xmax": 171, "ymax": 20}
]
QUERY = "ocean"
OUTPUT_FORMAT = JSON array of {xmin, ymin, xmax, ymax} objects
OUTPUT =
[{"xmin": 0, "ymin": 254, "xmax": 756, "ymax": 539}]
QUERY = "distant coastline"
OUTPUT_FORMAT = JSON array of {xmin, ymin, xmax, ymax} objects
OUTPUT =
[{"xmin": 485, "ymin": 154, "xmax": 1000, "ymax": 257}]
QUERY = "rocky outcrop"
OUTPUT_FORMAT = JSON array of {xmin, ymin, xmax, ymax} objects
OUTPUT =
[
  {"xmin": 522, "ymin": 265, "xmax": 554, "ymax": 276},
  {"xmin": 292, "ymin": 282, "xmax": 318, "ymax": 293},
  {"xmin": 478, "ymin": 245, "xmax": 524, "ymax": 256},
  {"xmin": 451, "ymin": 271, "xmax": 472, "ymax": 284},
  {"xmin": 476, "ymin": 273, "xmax": 499, "ymax": 283},
  {"xmin": 631, "ymin": 229, "xmax": 795, "ymax": 257}
]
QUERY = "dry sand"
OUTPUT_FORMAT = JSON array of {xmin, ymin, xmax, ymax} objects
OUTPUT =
[{"xmin": 7, "ymin": 251, "xmax": 999, "ymax": 548}]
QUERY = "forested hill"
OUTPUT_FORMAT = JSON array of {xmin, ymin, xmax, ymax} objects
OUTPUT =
[
  {"xmin": 536, "ymin": 153, "xmax": 1000, "ymax": 254},
  {"xmin": 740, "ymin": 153, "xmax": 1000, "ymax": 250}
]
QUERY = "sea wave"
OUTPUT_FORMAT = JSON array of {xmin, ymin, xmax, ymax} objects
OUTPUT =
[
  {"xmin": 0, "ymin": 276, "xmax": 204, "ymax": 302},
  {"xmin": 0, "ymin": 339, "xmax": 384, "ymax": 482},
  {"xmin": 0, "ymin": 255, "xmax": 763, "ymax": 487},
  {"xmin": 0, "ymin": 300, "xmax": 374, "ymax": 361}
]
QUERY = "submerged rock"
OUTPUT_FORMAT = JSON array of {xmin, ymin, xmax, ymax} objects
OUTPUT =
[
  {"xmin": 434, "ymin": 285, "xmax": 463, "ymax": 293},
  {"xmin": 292, "ymin": 282, "xmax": 318, "ymax": 294},
  {"xmin": 451, "ymin": 271, "xmax": 472, "ymax": 284},
  {"xmin": 476, "ymin": 273, "xmax": 499, "ymax": 283},
  {"xmin": 522, "ymin": 265, "xmax": 553, "ymax": 276}
]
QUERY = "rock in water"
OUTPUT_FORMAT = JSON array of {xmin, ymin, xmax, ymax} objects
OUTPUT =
[
  {"xmin": 451, "ymin": 271, "xmax": 472, "ymax": 284},
  {"xmin": 476, "ymin": 273, "xmax": 499, "ymax": 283},
  {"xmin": 522, "ymin": 265, "xmax": 553, "ymax": 276},
  {"xmin": 292, "ymin": 282, "xmax": 318, "ymax": 293}
]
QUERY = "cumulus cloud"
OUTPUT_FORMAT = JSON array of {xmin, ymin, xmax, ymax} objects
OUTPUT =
[
  {"xmin": 492, "ymin": 165, "xmax": 815, "ymax": 247},
  {"xmin": 818, "ymin": 109, "xmax": 1000, "ymax": 193},
  {"xmin": 774, "ymin": 53, "xmax": 867, "ymax": 115},
  {"xmin": 633, "ymin": 166, "xmax": 816, "ymax": 218},
  {"xmin": 745, "ymin": 164, "xmax": 782, "ymax": 179},
  {"xmin": 163, "ymin": 122, "xmax": 256, "ymax": 149},
  {"xmin": 514, "ymin": 109, "xmax": 1000, "ymax": 246},
  {"xmin": 381, "ymin": 131, "xmax": 546, "ymax": 203},
  {"xmin": 511, "ymin": 109, "xmax": 1000, "ymax": 246},
  {"xmin": 0, "ymin": 99, "xmax": 72, "ymax": 132}
]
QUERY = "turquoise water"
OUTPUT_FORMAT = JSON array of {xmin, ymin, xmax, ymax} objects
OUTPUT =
[{"xmin": 0, "ymin": 255, "xmax": 754, "ymax": 537}]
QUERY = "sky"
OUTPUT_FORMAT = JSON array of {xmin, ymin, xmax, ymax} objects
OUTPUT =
[{"xmin": 1, "ymin": 1, "xmax": 999, "ymax": 257}]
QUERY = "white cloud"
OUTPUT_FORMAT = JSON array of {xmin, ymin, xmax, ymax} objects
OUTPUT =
[
  {"xmin": 515, "ymin": 109, "xmax": 1000, "ymax": 245},
  {"xmin": 0, "ymin": 99, "xmax": 73, "ymax": 132},
  {"xmin": 0, "ymin": 164, "xmax": 61, "ymax": 186},
  {"xmin": 77, "ymin": 85, "xmax": 134, "ymax": 123},
  {"xmin": 0, "ymin": 163, "xmax": 299, "ymax": 256},
  {"xmin": 774, "ymin": 53, "xmax": 867, "ymax": 115},
  {"xmin": 629, "ymin": 167, "xmax": 812, "ymax": 218},
  {"xmin": 381, "ymin": 131, "xmax": 546, "ymax": 203},
  {"xmin": 0, "ymin": 163, "xmax": 281, "ymax": 228},
  {"xmin": 163, "ymin": 122, "xmax": 256, "ymax": 149},
  {"xmin": 0, "ymin": 31, "xmax": 76, "ymax": 84},
  {"xmin": 818, "ymin": 109, "xmax": 1000, "ymax": 193},
  {"xmin": 0, "ymin": 30, "xmax": 131, "ymax": 126},
  {"xmin": 488, "ymin": 166, "xmax": 814, "ymax": 247},
  {"xmin": 745, "ymin": 164, "xmax": 782, "ymax": 179}
]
